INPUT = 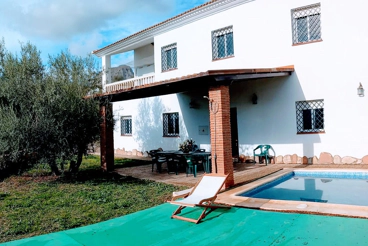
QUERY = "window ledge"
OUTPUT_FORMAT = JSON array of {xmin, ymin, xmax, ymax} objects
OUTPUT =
[
  {"xmin": 212, "ymin": 55, "xmax": 235, "ymax": 62},
  {"xmin": 162, "ymin": 68, "xmax": 178, "ymax": 73},
  {"xmin": 297, "ymin": 131, "xmax": 325, "ymax": 135},
  {"xmin": 292, "ymin": 39, "xmax": 323, "ymax": 46}
]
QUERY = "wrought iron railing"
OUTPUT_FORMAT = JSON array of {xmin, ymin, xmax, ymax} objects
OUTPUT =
[
  {"xmin": 296, "ymin": 99, "xmax": 324, "ymax": 133},
  {"xmin": 161, "ymin": 43, "xmax": 177, "ymax": 72},
  {"xmin": 291, "ymin": 3, "xmax": 321, "ymax": 45},
  {"xmin": 105, "ymin": 74, "xmax": 155, "ymax": 93},
  {"xmin": 163, "ymin": 112, "xmax": 179, "ymax": 137},
  {"xmin": 212, "ymin": 25, "xmax": 234, "ymax": 60}
]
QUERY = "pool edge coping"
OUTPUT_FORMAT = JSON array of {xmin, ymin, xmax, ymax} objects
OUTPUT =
[{"xmin": 216, "ymin": 168, "xmax": 368, "ymax": 219}]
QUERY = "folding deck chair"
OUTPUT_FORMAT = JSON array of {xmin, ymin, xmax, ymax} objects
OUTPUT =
[{"xmin": 168, "ymin": 174, "xmax": 230, "ymax": 223}]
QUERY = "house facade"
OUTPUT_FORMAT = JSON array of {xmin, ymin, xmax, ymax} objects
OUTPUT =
[{"xmin": 93, "ymin": 0, "xmax": 368, "ymax": 187}]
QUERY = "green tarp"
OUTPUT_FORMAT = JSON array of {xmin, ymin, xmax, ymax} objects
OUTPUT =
[{"xmin": 3, "ymin": 204, "xmax": 368, "ymax": 245}]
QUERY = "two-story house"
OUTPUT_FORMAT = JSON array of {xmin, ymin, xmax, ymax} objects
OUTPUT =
[{"xmin": 93, "ymin": 0, "xmax": 368, "ymax": 187}]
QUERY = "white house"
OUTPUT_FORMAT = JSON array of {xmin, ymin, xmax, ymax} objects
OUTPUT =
[{"xmin": 93, "ymin": 0, "xmax": 368, "ymax": 187}]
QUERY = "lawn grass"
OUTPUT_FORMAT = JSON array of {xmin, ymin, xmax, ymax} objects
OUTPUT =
[{"xmin": 0, "ymin": 155, "xmax": 183, "ymax": 243}]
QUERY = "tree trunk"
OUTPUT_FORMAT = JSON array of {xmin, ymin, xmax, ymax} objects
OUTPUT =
[
  {"xmin": 49, "ymin": 159, "xmax": 61, "ymax": 175},
  {"xmin": 69, "ymin": 151, "xmax": 83, "ymax": 173}
]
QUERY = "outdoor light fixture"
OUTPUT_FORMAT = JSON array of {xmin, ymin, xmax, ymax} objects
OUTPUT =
[
  {"xmin": 189, "ymin": 99, "xmax": 199, "ymax": 109},
  {"xmin": 252, "ymin": 93, "xmax": 258, "ymax": 104},
  {"xmin": 358, "ymin": 83, "xmax": 364, "ymax": 97}
]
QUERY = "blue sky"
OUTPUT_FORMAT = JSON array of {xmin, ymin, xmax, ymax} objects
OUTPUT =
[{"xmin": 0, "ymin": 0, "xmax": 207, "ymax": 67}]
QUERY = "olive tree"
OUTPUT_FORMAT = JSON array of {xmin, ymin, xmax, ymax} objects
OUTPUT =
[{"xmin": 0, "ymin": 39, "xmax": 104, "ymax": 175}]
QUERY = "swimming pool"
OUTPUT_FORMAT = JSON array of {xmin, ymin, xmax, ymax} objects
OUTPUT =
[
  {"xmin": 238, "ymin": 170, "xmax": 368, "ymax": 206},
  {"xmin": 215, "ymin": 169, "xmax": 368, "ymax": 218}
]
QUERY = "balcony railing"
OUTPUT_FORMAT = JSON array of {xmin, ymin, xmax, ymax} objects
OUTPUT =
[{"xmin": 105, "ymin": 74, "xmax": 155, "ymax": 93}]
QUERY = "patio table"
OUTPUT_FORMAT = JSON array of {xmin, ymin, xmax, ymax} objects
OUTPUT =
[
  {"xmin": 157, "ymin": 150, "xmax": 185, "ymax": 174},
  {"xmin": 191, "ymin": 152, "xmax": 211, "ymax": 173},
  {"xmin": 157, "ymin": 151, "xmax": 211, "ymax": 175},
  {"xmin": 157, "ymin": 150, "xmax": 188, "ymax": 157}
]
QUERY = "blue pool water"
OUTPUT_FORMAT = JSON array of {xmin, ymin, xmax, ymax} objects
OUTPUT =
[{"xmin": 239, "ymin": 171, "xmax": 368, "ymax": 206}]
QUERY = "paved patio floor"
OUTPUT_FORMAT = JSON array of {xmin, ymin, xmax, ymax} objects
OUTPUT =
[
  {"xmin": 3, "ymin": 203, "xmax": 368, "ymax": 245},
  {"xmin": 114, "ymin": 161, "xmax": 304, "ymax": 187},
  {"xmin": 114, "ymin": 159, "xmax": 368, "ymax": 188}
]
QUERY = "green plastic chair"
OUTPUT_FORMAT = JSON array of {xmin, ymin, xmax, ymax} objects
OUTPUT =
[
  {"xmin": 167, "ymin": 154, "xmax": 181, "ymax": 175},
  {"xmin": 184, "ymin": 155, "xmax": 197, "ymax": 177},
  {"xmin": 253, "ymin": 145, "xmax": 276, "ymax": 165},
  {"xmin": 149, "ymin": 149, "xmax": 165, "ymax": 173}
]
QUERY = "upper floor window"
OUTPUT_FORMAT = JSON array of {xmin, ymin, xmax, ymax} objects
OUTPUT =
[
  {"xmin": 296, "ymin": 99, "xmax": 324, "ymax": 134},
  {"xmin": 121, "ymin": 116, "xmax": 132, "ymax": 136},
  {"xmin": 291, "ymin": 3, "xmax": 321, "ymax": 45},
  {"xmin": 163, "ymin": 112, "xmax": 179, "ymax": 137},
  {"xmin": 161, "ymin": 43, "xmax": 177, "ymax": 72},
  {"xmin": 212, "ymin": 26, "xmax": 234, "ymax": 60}
]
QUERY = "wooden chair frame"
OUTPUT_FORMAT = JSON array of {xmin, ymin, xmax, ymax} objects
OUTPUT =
[{"xmin": 169, "ymin": 174, "xmax": 230, "ymax": 223}]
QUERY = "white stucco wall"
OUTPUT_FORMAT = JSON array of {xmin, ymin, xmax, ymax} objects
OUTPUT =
[
  {"xmin": 113, "ymin": 0, "xmax": 368, "ymax": 159},
  {"xmin": 152, "ymin": 0, "xmax": 368, "ymax": 80},
  {"xmin": 113, "ymin": 92, "xmax": 212, "ymax": 153},
  {"xmin": 134, "ymin": 44, "xmax": 155, "ymax": 77}
]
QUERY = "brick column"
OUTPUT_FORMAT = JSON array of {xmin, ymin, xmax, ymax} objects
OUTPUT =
[
  {"xmin": 209, "ymin": 85, "xmax": 234, "ymax": 188},
  {"xmin": 100, "ymin": 102, "xmax": 114, "ymax": 172}
]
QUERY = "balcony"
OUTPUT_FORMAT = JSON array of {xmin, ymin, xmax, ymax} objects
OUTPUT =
[
  {"xmin": 105, "ymin": 74, "xmax": 155, "ymax": 93},
  {"xmin": 100, "ymin": 66, "xmax": 295, "ymax": 102}
]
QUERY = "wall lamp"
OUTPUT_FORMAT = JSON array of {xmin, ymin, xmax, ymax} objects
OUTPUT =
[
  {"xmin": 189, "ymin": 99, "xmax": 199, "ymax": 109},
  {"xmin": 358, "ymin": 83, "xmax": 364, "ymax": 97},
  {"xmin": 252, "ymin": 93, "xmax": 258, "ymax": 104}
]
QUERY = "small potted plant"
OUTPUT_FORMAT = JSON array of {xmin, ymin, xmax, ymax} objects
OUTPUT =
[{"xmin": 179, "ymin": 139, "xmax": 195, "ymax": 153}]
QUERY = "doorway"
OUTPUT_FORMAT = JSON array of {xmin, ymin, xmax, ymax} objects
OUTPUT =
[{"xmin": 230, "ymin": 107, "xmax": 239, "ymax": 157}]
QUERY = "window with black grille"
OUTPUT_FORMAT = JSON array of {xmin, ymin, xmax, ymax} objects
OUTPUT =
[
  {"xmin": 212, "ymin": 26, "xmax": 234, "ymax": 60},
  {"xmin": 161, "ymin": 43, "xmax": 177, "ymax": 72},
  {"xmin": 296, "ymin": 100, "xmax": 324, "ymax": 133},
  {"xmin": 163, "ymin": 112, "xmax": 179, "ymax": 137},
  {"xmin": 291, "ymin": 3, "xmax": 321, "ymax": 45},
  {"xmin": 121, "ymin": 116, "xmax": 132, "ymax": 136}
]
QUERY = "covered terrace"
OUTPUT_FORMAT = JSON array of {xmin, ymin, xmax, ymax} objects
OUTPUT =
[{"xmin": 97, "ymin": 66, "xmax": 294, "ymax": 188}]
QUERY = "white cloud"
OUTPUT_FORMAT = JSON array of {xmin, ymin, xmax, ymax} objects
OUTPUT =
[
  {"xmin": 0, "ymin": 27, "xmax": 26, "ymax": 54},
  {"xmin": 0, "ymin": 0, "xmax": 207, "ymax": 60},
  {"xmin": 69, "ymin": 31, "xmax": 104, "ymax": 57},
  {"xmin": 0, "ymin": 0, "xmax": 175, "ymax": 41}
]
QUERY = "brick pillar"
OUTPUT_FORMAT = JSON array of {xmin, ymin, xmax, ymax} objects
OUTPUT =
[
  {"xmin": 100, "ymin": 103, "xmax": 114, "ymax": 172},
  {"xmin": 209, "ymin": 85, "xmax": 234, "ymax": 188}
]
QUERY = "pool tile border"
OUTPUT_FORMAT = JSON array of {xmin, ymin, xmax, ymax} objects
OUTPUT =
[{"xmin": 294, "ymin": 170, "xmax": 368, "ymax": 179}]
